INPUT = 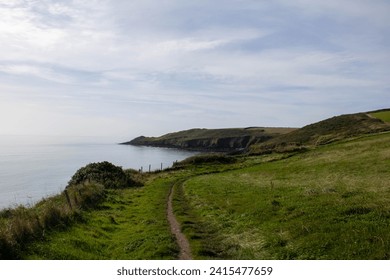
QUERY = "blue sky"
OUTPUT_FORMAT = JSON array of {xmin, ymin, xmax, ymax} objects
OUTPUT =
[{"xmin": 0, "ymin": 0, "xmax": 389, "ymax": 141}]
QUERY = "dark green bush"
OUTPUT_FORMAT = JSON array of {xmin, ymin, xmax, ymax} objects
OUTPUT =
[
  {"xmin": 67, "ymin": 161, "xmax": 138, "ymax": 189},
  {"xmin": 173, "ymin": 154, "xmax": 237, "ymax": 167},
  {"xmin": 123, "ymin": 168, "xmax": 145, "ymax": 187}
]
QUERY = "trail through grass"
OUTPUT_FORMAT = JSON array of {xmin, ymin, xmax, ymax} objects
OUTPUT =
[
  {"xmin": 23, "ymin": 175, "xmax": 179, "ymax": 259},
  {"xmin": 178, "ymin": 133, "xmax": 390, "ymax": 259}
]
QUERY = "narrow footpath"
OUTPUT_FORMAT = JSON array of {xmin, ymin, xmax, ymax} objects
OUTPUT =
[{"xmin": 167, "ymin": 183, "xmax": 192, "ymax": 260}]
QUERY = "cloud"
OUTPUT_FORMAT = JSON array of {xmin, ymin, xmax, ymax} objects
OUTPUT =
[
  {"xmin": 0, "ymin": 63, "xmax": 76, "ymax": 84},
  {"xmin": 275, "ymin": 0, "xmax": 390, "ymax": 26},
  {"xmin": 0, "ymin": 0, "xmax": 389, "ymax": 138}
]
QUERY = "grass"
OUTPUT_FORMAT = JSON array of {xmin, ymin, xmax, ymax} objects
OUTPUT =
[
  {"xmin": 22, "ymin": 174, "xmax": 178, "ymax": 259},
  {"xmin": 371, "ymin": 110, "xmax": 390, "ymax": 123},
  {"xmin": 249, "ymin": 112, "xmax": 390, "ymax": 155},
  {"xmin": 0, "ymin": 182, "xmax": 106, "ymax": 259},
  {"xmin": 0, "ymin": 162, "xmax": 144, "ymax": 260},
  {"xmin": 125, "ymin": 127, "xmax": 296, "ymax": 151},
  {"xmin": 177, "ymin": 132, "xmax": 390, "ymax": 259},
  {"xmin": 2, "ymin": 131, "xmax": 389, "ymax": 260}
]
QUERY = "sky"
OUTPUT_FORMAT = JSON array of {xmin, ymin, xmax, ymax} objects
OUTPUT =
[{"xmin": 0, "ymin": 0, "xmax": 389, "ymax": 141}]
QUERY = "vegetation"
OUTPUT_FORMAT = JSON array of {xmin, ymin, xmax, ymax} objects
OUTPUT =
[
  {"xmin": 370, "ymin": 109, "xmax": 390, "ymax": 123},
  {"xmin": 177, "ymin": 133, "xmax": 390, "ymax": 259},
  {"xmin": 249, "ymin": 112, "xmax": 390, "ymax": 154},
  {"xmin": 0, "ymin": 162, "xmax": 143, "ymax": 259},
  {"xmin": 123, "ymin": 111, "xmax": 390, "ymax": 154},
  {"xmin": 0, "ymin": 182, "xmax": 105, "ymax": 259},
  {"xmin": 173, "ymin": 153, "xmax": 237, "ymax": 167},
  {"xmin": 1, "ymin": 110, "xmax": 389, "ymax": 260},
  {"xmin": 67, "ymin": 161, "xmax": 142, "ymax": 189},
  {"xmin": 122, "ymin": 127, "xmax": 296, "ymax": 151},
  {"xmin": 23, "ymin": 176, "xmax": 178, "ymax": 259}
]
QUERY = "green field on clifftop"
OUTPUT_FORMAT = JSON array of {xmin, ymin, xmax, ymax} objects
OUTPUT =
[
  {"xmin": 371, "ymin": 110, "xmax": 390, "ymax": 123},
  {"xmin": 178, "ymin": 132, "xmax": 390, "ymax": 259}
]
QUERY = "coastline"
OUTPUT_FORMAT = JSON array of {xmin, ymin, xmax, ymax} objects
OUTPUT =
[{"xmin": 0, "ymin": 141, "xmax": 196, "ymax": 210}]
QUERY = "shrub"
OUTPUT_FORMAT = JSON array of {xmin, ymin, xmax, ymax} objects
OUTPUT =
[
  {"xmin": 173, "ymin": 153, "xmax": 237, "ymax": 167},
  {"xmin": 67, "ymin": 161, "xmax": 138, "ymax": 189},
  {"xmin": 123, "ymin": 168, "xmax": 145, "ymax": 187}
]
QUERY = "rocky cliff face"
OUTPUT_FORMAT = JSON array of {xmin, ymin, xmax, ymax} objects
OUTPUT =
[
  {"xmin": 127, "ymin": 135, "xmax": 260, "ymax": 151},
  {"xmin": 122, "ymin": 128, "xmax": 295, "ymax": 152}
]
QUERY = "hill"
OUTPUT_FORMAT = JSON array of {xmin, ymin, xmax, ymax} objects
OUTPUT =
[
  {"xmin": 121, "ymin": 127, "xmax": 296, "ymax": 152},
  {"xmin": 369, "ymin": 109, "xmax": 390, "ymax": 123},
  {"xmin": 176, "ymin": 131, "xmax": 390, "ymax": 259},
  {"xmin": 123, "ymin": 109, "xmax": 390, "ymax": 153},
  {"xmin": 249, "ymin": 110, "xmax": 390, "ymax": 154}
]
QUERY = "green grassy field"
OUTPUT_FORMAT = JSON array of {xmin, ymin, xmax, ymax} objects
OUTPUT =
[
  {"xmin": 23, "ymin": 175, "xmax": 179, "ymax": 259},
  {"xmin": 4, "ymin": 132, "xmax": 390, "ymax": 260},
  {"xmin": 177, "ymin": 133, "xmax": 390, "ymax": 259},
  {"xmin": 371, "ymin": 110, "xmax": 390, "ymax": 123}
]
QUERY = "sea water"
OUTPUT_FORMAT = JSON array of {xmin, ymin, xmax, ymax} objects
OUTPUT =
[{"xmin": 0, "ymin": 135, "xmax": 196, "ymax": 209}]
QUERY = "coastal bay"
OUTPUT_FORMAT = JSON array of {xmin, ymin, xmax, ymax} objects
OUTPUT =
[{"xmin": 0, "ymin": 136, "xmax": 196, "ymax": 209}]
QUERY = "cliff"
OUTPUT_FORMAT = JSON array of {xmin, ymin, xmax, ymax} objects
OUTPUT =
[{"xmin": 121, "ymin": 127, "xmax": 296, "ymax": 152}]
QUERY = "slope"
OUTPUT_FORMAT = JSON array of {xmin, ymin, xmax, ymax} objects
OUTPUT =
[
  {"xmin": 178, "ymin": 132, "xmax": 390, "ymax": 259},
  {"xmin": 249, "ymin": 111, "xmax": 390, "ymax": 154},
  {"xmin": 122, "ymin": 127, "xmax": 296, "ymax": 152}
]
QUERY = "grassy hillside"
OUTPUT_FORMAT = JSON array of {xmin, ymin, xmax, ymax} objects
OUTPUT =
[
  {"xmin": 249, "ymin": 111, "xmax": 390, "ymax": 154},
  {"xmin": 370, "ymin": 109, "xmax": 390, "ymax": 123},
  {"xmin": 122, "ymin": 127, "xmax": 296, "ymax": 151},
  {"xmin": 176, "ymin": 132, "xmax": 390, "ymax": 259}
]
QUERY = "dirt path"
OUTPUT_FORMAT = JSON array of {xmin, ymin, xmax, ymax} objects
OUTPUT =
[{"xmin": 167, "ymin": 183, "xmax": 192, "ymax": 260}]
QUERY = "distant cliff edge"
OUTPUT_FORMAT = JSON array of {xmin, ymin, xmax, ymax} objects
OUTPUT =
[
  {"xmin": 121, "ymin": 109, "xmax": 390, "ymax": 153},
  {"xmin": 120, "ymin": 127, "xmax": 297, "ymax": 152}
]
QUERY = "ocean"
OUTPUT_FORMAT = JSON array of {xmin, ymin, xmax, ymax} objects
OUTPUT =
[{"xmin": 0, "ymin": 135, "xmax": 196, "ymax": 210}]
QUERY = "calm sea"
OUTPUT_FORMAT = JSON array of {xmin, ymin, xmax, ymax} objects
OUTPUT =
[{"xmin": 0, "ymin": 135, "xmax": 196, "ymax": 210}]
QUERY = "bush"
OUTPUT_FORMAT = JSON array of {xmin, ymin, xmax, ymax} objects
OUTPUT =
[
  {"xmin": 173, "ymin": 153, "xmax": 237, "ymax": 167},
  {"xmin": 123, "ymin": 168, "xmax": 145, "ymax": 187},
  {"xmin": 67, "ymin": 161, "xmax": 138, "ymax": 189}
]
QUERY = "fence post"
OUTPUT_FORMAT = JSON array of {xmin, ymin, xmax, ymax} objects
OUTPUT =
[
  {"xmin": 161, "ymin": 162, "xmax": 163, "ymax": 170},
  {"xmin": 149, "ymin": 164, "xmax": 151, "ymax": 172}
]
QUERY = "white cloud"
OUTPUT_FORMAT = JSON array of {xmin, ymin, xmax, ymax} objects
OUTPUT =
[
  {"xmin": 276, "ymin": 0, "xmax": 390, "ymax": 27},
  {"xmin": 0, "ymin": 0, "xmax": 389, "ymax": 137},
  {"xmin": 0, "ymin": 64, "xmax": 75, "ymax": 83}
]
